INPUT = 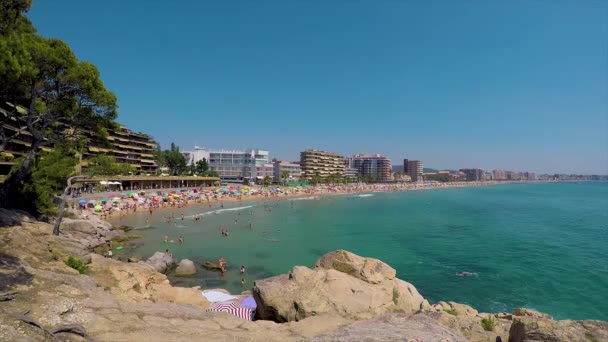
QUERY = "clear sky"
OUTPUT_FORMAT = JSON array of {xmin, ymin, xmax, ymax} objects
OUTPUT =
[{"xmin": 28, "ymin": 1, "xmax": 607, "ymax": 174}]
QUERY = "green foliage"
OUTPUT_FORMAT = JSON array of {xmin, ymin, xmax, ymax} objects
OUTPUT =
[
  {"xmin": 87, "ymin": 155, "xmax": 134, "ymax": 176},
  {"xmin": 424, "ymin": 173, "xmax": 451, "ymax": 182},
  {"xmin": 11, "ymin": 148, "xmax": 78, "ymax": 215},
  {"xmin": 481, "ymin": 315, "xmax": 495, "ymax": 331},
  {"xmin": 195, "ymin": 158, "xmax": 209, "ymax": 174},
  {"xmin": 362, "ymin": 175, "xmax": 374, "ymax": 184},
  {"xmin": 65, "ymin": 256, "xmax": 88, "ymax": 274},
  {"xmin": 0, "ymin": 0, "xmax": 32, "ymax": 35},
  {"xmin": 262, "ymin": 175, "xmax": 272, "ymax": 186},
  {"xmin": 311, "ymin": 172, "xmax": 322, "ymax": 185},
  {"xmin": 161, "ymin": 142, "xmax": 186, "ymax": 175},
  {"xmin": 201, "ymin": 170, "xmax": 218, "ymax": 177},
  {"xmin": 281, "ymin": 170, "xmax": 290, "ymax": 184}
]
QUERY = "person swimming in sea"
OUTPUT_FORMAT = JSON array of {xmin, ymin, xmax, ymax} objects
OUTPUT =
[
  {"xmin": 163, "ymin": 234, "xmax": 168, "ymax": 244},
  {"xmin": 457, "ymin": 271, "xmax": 474, "ymax": 277}
]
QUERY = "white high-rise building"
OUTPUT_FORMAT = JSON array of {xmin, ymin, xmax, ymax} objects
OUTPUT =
[{"xmin": 182, "ymin": 146, "xmax": 269, "ymax": 180}]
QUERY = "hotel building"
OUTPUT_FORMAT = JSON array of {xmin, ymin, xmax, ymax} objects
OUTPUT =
[
  {"xmin": 405, "ymin": 159, "xmax": 423, "ymax": 182},
  {"xmin": 181, "ymin": 146, "xmax": 270, "ymax": 180},
  {"xmin": 300, "ymin": 149, "xmax": 345, "ymax": 179},
  {"xmin": 0, "ymin": 100, "xmax": 159, "ymax": 177},
  {"xmin": 82, "ymin": 126, "xmax": 159, "ymax": 175},
  {"xmin": 345, "ymin": 154, "xmax": 392, "ymax": 182},
  {"xmin": 273, "ymin": 160, "xmax": 302, "ymax": 182}
]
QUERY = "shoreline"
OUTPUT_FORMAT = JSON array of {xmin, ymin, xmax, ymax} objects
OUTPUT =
[{"xmin": 74, "ymin": 180, "xmax": 547, "ymax": 223}]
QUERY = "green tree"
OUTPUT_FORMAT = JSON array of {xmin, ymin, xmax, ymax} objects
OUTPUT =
[
  {"xmin": 87, "ymin": 155, "xmax": 134, "ymax": 177},
  {"xmin": 262, "ymin": 175, "xmax": 272, "ymax": 186},
  {"xmin": 281, "ymin": 170, "xmax": 289, "ymax": 184},
  {"xmin": 311, "ymin": 172, "xmax": 322, "ymax": 185},
  {"xmin": 0, "ymin": 5, "xmax": 117, "ymax": 209},
  {"xmin": 11, "ymin": 147, "xmax": 78, "ymax": 215},
  {"xmin": 195, "ymin": 158, "xmax": 209, "ymax": 174},
  {"xmin": 161, "ymin": 143, "xmax": 186, "ymax": 175}
]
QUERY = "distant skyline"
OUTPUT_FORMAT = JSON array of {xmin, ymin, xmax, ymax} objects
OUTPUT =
[{"xmin": 28, "ymin": 1, "xmax": 607, "ymax": 174}]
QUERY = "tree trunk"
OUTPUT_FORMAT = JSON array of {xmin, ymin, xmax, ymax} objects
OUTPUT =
[
  {"xmin": 0, "ymin": 139, "xmax": 41, "ymax": 209},
  {"xmin": 53, "ymin": 176, "xmax": 82, "ymax": 236}
]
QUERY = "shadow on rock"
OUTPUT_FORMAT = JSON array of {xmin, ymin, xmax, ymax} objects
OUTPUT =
[{"xmin": 0, "ymin": 253, "xmax": 33, "ymax": 291}]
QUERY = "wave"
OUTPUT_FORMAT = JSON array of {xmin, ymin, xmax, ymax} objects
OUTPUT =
[
  {"xmin": 290, "ymin": 196, "xmax": 318, "ymax": 201},
  {"xmin": 185, "ymin": 205, "xmax": 255, "ymax": 219},
  {"xmin": 357, "ymin": 194, "xmax": 374, "ymax": 198}
]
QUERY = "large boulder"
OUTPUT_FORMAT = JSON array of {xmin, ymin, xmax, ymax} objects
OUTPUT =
[
  {"xmin": 508, "ymin": 316, "xmax": 608, "ymax": 342},
  {"xmin": 311, "ymin": 313, "xmax": 468, "ymax": 342},
  {"xmin": 175, "ymin": 259, "xmax": 197, "ymax": 276},
  {"xmin": 145, "ymin": 251, "xmax": 176, "ymax": 273},
  {"xmin": 60, "ymin": 219, "xmax": 98, "ymax": 235},
  {"xmin": 253, "ymin": 250, "xmax": 425, "ymax": 322},
  {"xmin": 315, "ymin": 249, "xmax": 396, "ymax": 284}
]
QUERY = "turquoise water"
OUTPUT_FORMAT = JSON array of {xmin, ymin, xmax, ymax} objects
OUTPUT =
[{"xmin": 117, "ymin": 182, "xmax": 608, "ymax": 320}]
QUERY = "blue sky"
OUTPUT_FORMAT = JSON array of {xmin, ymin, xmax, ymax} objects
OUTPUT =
[{"xmin": 28, "ymin": 1, "xmax": 607, "ymax": 174}]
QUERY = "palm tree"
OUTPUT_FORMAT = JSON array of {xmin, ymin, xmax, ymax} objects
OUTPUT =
[
  {"xmin": 262, "ymin": 175, "xmax": 272, "ymax": 186},
  {"xmin": 311, "ymin": 172, "xmax": 322, "ymax": 185},
  {"xmin": 281, "ymin": 170, "xmax": 290, "ymax": 185}
]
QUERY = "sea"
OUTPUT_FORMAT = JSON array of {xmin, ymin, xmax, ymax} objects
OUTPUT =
[{"xmin": 116, "ymin": 182, "xmax": 608, "ymax": 320}]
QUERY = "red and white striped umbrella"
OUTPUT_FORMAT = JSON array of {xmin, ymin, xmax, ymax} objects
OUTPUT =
[{"xmin": 206, "ymin": 302, "xmax": 253, "ymax": 320}]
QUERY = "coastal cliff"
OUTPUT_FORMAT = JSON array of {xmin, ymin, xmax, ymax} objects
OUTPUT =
[{"xmin": 0, "ymin": 210, "xmax": 606, "ymax": 341}]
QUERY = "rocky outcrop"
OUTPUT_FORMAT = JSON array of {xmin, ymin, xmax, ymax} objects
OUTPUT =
[
  {"xmin": 145, "ymin": 251, "xmax": 176, "ymax": 273},
  {"xmin": 175, "ymin": 259, "xmax": 197, "ymax": 276},
  {"xmin": 312, "ymin": 313, "xmax": 468, "ymax": 342},
  {"xmin": 253, "ymin": 250, "xmax": 425, "ymax": 322},
  {"xmin": 315, "ymin": 249, "xmax": 397, "ymax": 284},
  {"xmin": 59, "ymin": 218, "xmax": 125, "ymax": 251},
  {"xmin": 512, "ymin": 307, "xmax": 553, "ymax": 320},
  {"xmin": 89, "ymin": 254, "xmax": 209, "ymax": 308},
  {"xmin": 508, "ymin": 316, "xmax": 608, "ymax": 342},
  {"xmin": 0, "ymin": 208, "xmax": 35, "ymax": 227}
]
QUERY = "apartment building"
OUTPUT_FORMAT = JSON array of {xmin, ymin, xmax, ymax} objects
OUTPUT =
[
  {"xmin": 82, "ymin": 126, "xmax": 159, "ymax": 175},
  {"xmin": 300, "ymin": 149, "xmax": 345, "ymax": 179},
  {"xmin": 406, "ymin": 160, "xmax": 424, "ymax": 182},
  {"xmin": 345, "ymin": 154, "xmax": 392, "ymax": 182},
  {"xmin": 273, "ymin": 160, "xmax": 301, "ymax": 182}
]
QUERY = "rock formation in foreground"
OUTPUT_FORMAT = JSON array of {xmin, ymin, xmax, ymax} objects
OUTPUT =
[{"xmin": 1, "ymin": 213, "xmax": 607, "ymax": 342}]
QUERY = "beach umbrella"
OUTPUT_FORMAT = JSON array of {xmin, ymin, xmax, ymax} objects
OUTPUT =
[
  {"xmin": 128, "ymin": 192, "xmax": 135, "ymax": 198},
  {"xmin": 94, "ymin": 205, "xmax": 103, "ymax": 212},
  {"xmin": 121, "ymin": 192, "xmax": 127, "ymax": 198},
  {"xmin": 78, "ymin": 199, "xmax": 86, "ymax": 203},
  {"xmin": 89, "ymin": 200, "xmax": 96, "ymax": 204},
  {"xmin": 205, "ymin": 302, "xmax": 253, "ymax": 321},
  {"xmin": 240, "ymin": 296, "xmax": 257, "ymax": 309},
  {"xmin": 112, "ymin": 197, "xmax": 120, "ymax": 202},
  {"xmin": 101, "ymin": 197, "xmax": 108, "ymax": 203}
]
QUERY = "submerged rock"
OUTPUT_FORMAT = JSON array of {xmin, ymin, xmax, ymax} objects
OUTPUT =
[
  {"xmin": 175, "ymin": 259, "xmax": 197, "ymax": 276},
  {"xmin": 253, "ymin": 250, "xmax": 425, "ymax": 322}
]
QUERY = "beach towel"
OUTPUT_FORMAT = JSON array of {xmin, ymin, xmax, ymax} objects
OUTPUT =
[{"xmin": 202, "ymin": 290, "xmax": 238, "ymax": 302}]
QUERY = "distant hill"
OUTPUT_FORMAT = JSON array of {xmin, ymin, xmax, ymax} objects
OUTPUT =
[{"xmin": 423, "ymin": 168, "xmax": 438, "ymax": 173}]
